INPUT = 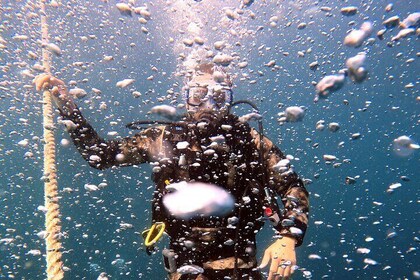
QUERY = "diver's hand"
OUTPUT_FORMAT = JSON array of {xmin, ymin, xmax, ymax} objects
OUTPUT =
[
  {"xmin": 34, "ymin": 74, "xmax": 66, "ymax": 94},
  {"xmin": 34, "ymin": 74, "xmax": 76, "ymax": 114},
  {"xmin": 259, "ymin": 236, "xmax": 297, "ymax": 280}
]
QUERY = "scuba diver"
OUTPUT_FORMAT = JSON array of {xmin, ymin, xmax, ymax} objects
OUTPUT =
[{"xmin": 35, "ymin": 63, "xmax": 309, "ymax": 280}]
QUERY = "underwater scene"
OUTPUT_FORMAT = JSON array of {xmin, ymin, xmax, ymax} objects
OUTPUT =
[{"xmin": 0, "ymin": 0, "xmax": 419, "ymax": 279}]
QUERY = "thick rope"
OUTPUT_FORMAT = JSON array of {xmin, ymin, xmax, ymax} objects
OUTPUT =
[{"xmin": 40, "ymin": 1, "xmax": 64, "ymax": 279}]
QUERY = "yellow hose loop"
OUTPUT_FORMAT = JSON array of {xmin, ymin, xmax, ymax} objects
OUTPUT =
[
  {"xmin": 40, "ymin": 1, "xmax": 64, "ymax": 279},
  {"xmin": 144, "ymin": 222, "xmax": 166, "ymax": 247}
]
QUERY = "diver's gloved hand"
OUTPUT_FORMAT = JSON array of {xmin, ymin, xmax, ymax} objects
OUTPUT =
[
  {"xmin": 34, "ymin": 74, "xmax": 77, "ymax": 116},
  {"xmin": 259, "ymin": 236, "xmax": 297, "ymax": 280},
  {"xmin": 34, "ymin": 73, "xmax": 66, "ymax": 93}
]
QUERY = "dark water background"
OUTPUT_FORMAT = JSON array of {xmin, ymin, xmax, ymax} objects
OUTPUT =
[{"xmin": 0, "ymin": 0, "xmax": 419, "ymax": 279}]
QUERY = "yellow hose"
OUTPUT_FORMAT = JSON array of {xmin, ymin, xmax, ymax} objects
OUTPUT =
[
  {"xmin": 143, "ymin": 222, "xmax": 166, "ymax": 247},
  {"xmin": 40, "ymin": 1, "xmax": 64, "ymax": 279}
]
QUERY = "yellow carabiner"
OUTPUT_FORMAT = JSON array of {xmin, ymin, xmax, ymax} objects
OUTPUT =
[{"xmin": 142, "ymin": 222, "xmax": 166, "ymax": 247}]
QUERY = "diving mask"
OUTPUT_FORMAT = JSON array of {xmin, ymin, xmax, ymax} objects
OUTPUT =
[{"xmin": 186, "ymin": 85, "xmax": 232, "ymax": 108}]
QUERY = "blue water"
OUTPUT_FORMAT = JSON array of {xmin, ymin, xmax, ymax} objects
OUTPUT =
[{"xmin": 0, "ymin": 0, "xmax": 419, "ymax": 279}]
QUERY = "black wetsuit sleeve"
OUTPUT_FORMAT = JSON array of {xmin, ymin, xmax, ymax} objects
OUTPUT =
[
  {"xmin": 252, "ymin": 129, "xmax": 309, "ymax": 247},
  {"xmin": 59, "ymin": 105, "xmax": 164, "ymax": 170}
]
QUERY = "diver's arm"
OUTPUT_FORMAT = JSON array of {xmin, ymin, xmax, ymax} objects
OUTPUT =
[
  {"xmin": 62, "ymin": 107, "xmax": 164, "ymax": 169},
  {"xmin": 253, "ymin": 130, "xmax": 309, "ymax": 279},
  {"xmin": 34, "ymin": 74, "xmax": 162, "ymax": 170},
  {"xmin": 265, "ymin": 141, "xmax": 309, "ymax": 247},
  {"xmin": 251, "ymin": 129, "xmax": 309, "ymax": 246}
]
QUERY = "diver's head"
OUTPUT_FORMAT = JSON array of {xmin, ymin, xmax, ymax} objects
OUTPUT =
[{"xmin": 185, "ymin": 63, "xmax": 233, "ymax": 124}]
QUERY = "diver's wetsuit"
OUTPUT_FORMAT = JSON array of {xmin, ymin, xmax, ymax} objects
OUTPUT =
[{"xmin": 59, "ymin": 104, "xmax": 309, "ymax": 280}]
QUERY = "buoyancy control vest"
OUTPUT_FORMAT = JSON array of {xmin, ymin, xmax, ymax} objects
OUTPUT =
[{"xmin": 150, "ymin": 116, "xmax": 267, "ymax": 256}]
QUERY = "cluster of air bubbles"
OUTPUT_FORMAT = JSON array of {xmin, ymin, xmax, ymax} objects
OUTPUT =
[{"xmin": 393, "ymin": 136, "xmax": 419, "ymax": 157}]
